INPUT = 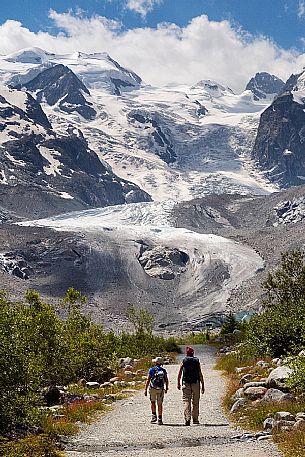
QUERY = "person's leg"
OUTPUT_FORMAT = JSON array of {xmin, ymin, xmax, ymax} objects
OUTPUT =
[
  {"xmin": 149, "ymin": 388, "xmax": 157, "ymax": 422},
  {"xmin": 157, "ymin": 390, "xmax": 164, "ymax": 424},
  {"xmin": 191, "ymin": 382, "xmax": 200, "ymax": 423},
  {"xmin": 182, "ymin": 383, "xmax": 192, "ymax": 425}
]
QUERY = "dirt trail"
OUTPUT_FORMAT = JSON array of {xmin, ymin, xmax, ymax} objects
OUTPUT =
[{"xmin": 65, "ymin": 345, "xmax": 282, "ymax": 457}]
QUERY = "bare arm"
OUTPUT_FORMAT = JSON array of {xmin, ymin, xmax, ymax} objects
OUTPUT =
[
  {"xmin": 177, "ymin": 363, "xmax": 183, "ymax": 390},
  {"xmin": 144, "ymin": 374, "xmax": 151, "ymax": 396},
  {"xmin": 199, "ymin": 365, "xmax": 205, "ymax": 393},
  {"xmin": 165, "ymin": 373, "xmax": 169, "ymax": 393}
]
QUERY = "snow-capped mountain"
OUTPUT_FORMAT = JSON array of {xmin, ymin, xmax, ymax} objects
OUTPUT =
[
  {"xmin": 252, "ymin": 70, "xmax": 305, "ymax": 187},
  {"xmin": 0, "ymin": 82, "xmax": 150, "ymax": 218},
  {"xmin": 1, "ymin": 47, "xmax": 305, "ymax": 330},
  {"xmin": 245, "ymin": 72, "xmax": 284, "ymax": 101},
  {"xmin": 0, "ymin": 47, "xmax": 282, "ymax": 210}
]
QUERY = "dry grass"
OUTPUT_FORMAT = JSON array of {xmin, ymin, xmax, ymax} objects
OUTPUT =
[
  {"xmin": 0, "ymin": 434, "xmax": 64, "ymax": 457},
  {"xmin": 274, "ymin": 428, "xmax": 305, "ymax": 457}
]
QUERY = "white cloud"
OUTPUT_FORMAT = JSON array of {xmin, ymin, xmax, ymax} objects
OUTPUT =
[
  {"xmin": 299, "ymin": 0, "xmax": 305, "ymax": 18},
  {"xmin": 125, "ymin": 0, "xmax": 163, "ymax": 18},
  {"xmin": 0, "ymin": 11, "xmax": 304, "ymax": 92}
]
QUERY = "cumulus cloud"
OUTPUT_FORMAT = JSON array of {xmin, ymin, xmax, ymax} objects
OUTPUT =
[
  {"xmin": 298, "ymin": 0, "xmax": 305, "ymax": 18},
  {"xmin": 125, "ymin": 0, "xmax": 163, "ymax": 18},
  {"xmin": 0, "ymin": 10, "xmax": 304, "ymax": 92}
]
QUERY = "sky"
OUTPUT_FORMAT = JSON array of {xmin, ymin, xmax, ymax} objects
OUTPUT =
[{"xmin": 1, "ymin": 0, "xmax": 305, "ymax": 92}]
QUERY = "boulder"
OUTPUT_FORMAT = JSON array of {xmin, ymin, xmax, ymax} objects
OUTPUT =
[
  {"xmin": 231, "ymin": 388, "xmax": 245, "ymax": 402},
  {"xmin": 262, "ymin": 388, "xmax": 295, "ymax": 403},
  {"xmin": 230, "ymin": 398, "xmax": 247, "ymax": 413},
  {"xmin": 120, "ymin": 357, "xmax": 134, "ymax": 368},
  {"xmin": 267, "ymin": 366, "xmax": 292, "ymax": 389},
  {"xmin": 124, "ymin": 365, "xmax": 133, "ymax": 371},
  {"xmin": 77, "ymin": 378, "xmax": 87, "ymax": 387},
  {"xmin": 274, "ymin": 411, "xmax": 296, "ymax": 422},
  {"xmin": 124, "ymin": 371, "xmax": 135, "ymax": 378},
  {"xmin": 263, "ymin": 417, "xmax": 274, "ymax": 430},
  {"xmin": 296, "ymin": 412, "xmax": 305, "ymax": 420},
  {"xmin": 42, "ymin": 386, "xmax": 61, "ymax": 406},
  {"xmin": 256, "ymin": 360, "xmax": 269, "ymax": 368},
  {"xmin": 293, "ymin": 419, "xmax": 305, "ymax": 430},
  {"xmin": 110, "ymin": 377, "xmax": 120, "ymax": 383},
  {"xmin": 243, "ymin": 386, "xmax": 268, "ymax": 400},
  {"xmin": 243, "ymin": 381, "xmax": 267, "ymax": 389},
  {"xmin": 239, "ymin": 374, "xmax": 253, "ymax": 385},
  {"xmin": 86, "ymin": 381, "xmax": 100, "ymax": 389},
  {"xmin": 273, "ymin": 420, "xmax": 295, "ymax": 433}
]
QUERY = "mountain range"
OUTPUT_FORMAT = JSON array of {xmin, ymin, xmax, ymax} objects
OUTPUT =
[{"xmin": 0, "ymin": 46, "xmax": 305, "ymax": 331}]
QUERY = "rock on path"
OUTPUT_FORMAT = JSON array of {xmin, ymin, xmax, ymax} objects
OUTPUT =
[{"xmin": 65, "ymin": 346, "xmax": 282, "ymax": 457}]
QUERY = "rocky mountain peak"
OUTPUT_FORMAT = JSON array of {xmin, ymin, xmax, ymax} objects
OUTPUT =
[
  {"xmin": 245, "ymin": 72, "xmax": 284, "ymax": 101},
  {"xmin": 19, "ymin": 64, "xmax": 96, "ymax": 120},
  {"xmin": 191, "ymin": 79, "xmax": 234, "ymax": 97}
]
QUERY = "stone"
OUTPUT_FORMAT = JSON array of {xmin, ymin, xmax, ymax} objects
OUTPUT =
[
  {"xmin": 42, "ymin": 386, "xmax": 61, "ymax": 406},
  {"xmin": 267, "ymin": 366, "xmax": 292, "ymax": 389},
  {"xmin": 230, "ymin": 398, "xmax": 247, "ymax": 413},
  {"xmin": 235, "ymin": 367, "xmax": 250, "ymax": 374},
  {"xmin": 293, "ymin": 419, "xmax": 305, "ymax": 430},
  {"xmin": 124, "ymin": 371, "xmax": 135, "ymax": 378},
  {"xmin": 273, "ymin": 420, "xmax": 295, "ymax": 433},
  {"xmin": 119, "ymin": 357, "xmax": 134, "ymax": 368},
  {"xmin": 110, "ymin": 377, "xmax": 120, "ymax": 383},
  {"xmin": 256, "ymin": 360, "xmax": 269, "ymax": 368},
  {"xmin": 243, "ymin": 381, "xmax": 267, "ymax": 389},
  {"xmin": 263, "ymin": 417, "xmax": 274, "ymax": 430},
  {"xmin": 124, "ymin": 365, "xmax": 133, "ymax": 371},
  {"xmin": 121, "ymin": 389, "xmax": 137, "ymax": 394},
  {"xmin": 239, "ymin": 374, "xmax": 253, "ymax": 385},
  {"xmin": 296, "ymin": 412, "xmax": 305, "ymax": 420},
  {"xmin": 86, "ymin": 382, "xmax": 100, "ymax": 389},
  {"xmin": 243, "ymin": 386, "xmax": 268, "ymax": 400},
  {"xmin": 262, "ymin": 388, "xmax": 295, "ymax": 403},
  {"xmin": 274, "ymin": 411, "xmax": 296, "ymax": 422},
  {"xmin": 77, "ymin": 378, "xmax": 86, "ymax": 387},
  {"xmin": 231, "ymin": 388, "xmax": 245, "ymax": 402},
  {"xmin": 101, "ymin": 382, "xmax": 112, "ymax": 388}
]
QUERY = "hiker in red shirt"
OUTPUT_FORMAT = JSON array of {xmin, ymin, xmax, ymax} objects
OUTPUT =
[{"xmin": 177, "ymin": 346, "xmax": 205, "ymax": 425}]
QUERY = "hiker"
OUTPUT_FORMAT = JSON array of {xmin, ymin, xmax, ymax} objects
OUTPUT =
[
  {"xmin": 144, "ymin": 356, "xmax": 169, "ymax": 425},
  {"xmin": 177, "ymin": 346, "xmax": 205, "ymax": 425}
]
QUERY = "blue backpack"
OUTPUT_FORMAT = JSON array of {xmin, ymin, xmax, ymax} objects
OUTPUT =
[{"xmin": 150, "ymin": 366, "xmax": 165, "ymax": 389}]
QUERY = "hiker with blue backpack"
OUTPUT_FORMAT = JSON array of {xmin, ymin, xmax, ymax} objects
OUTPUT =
[{"xmin": 144, "ymin": 356, "xmax": 168, "ymax": 425}]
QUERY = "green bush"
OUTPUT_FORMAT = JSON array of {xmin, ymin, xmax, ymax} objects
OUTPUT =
[
  {"xmin": 245, "ymin": 250, "xmax": 305, "ymax": 357},
  {"xmin": 287, "ymin": 356, "xmax": 305, "ymax": 397}
]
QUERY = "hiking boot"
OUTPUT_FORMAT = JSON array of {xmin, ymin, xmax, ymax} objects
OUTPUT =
[
  {"xmin": 158, "ymin": 418, "xmax": 163, "ymax": 425},
  {"xmin": 193, "ymin": 418, "xmax": 200, "ymax": 424},
  {"xmin": 151, "ymin": 415, "xmax": 157, "ymax": 423},
  {"xmin": 185, "ymin": 420, "xmax": 190, "ymax": 426}
]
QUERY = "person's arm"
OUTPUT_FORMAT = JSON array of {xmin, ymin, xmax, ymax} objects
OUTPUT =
[
  {"xmin": 144, "ymin": 372, "xmax": 151, "ymax": 396},
  {"xmin": 198, "ymin": 364, "xmax": 205, "ymax": 394},
  {"xmin": 177, "ymin": 362, "xmax": 183, "ymax": 390},
  {"xmin": 164, "ymin": 371, "xmax": 169, "ymax": 393}
]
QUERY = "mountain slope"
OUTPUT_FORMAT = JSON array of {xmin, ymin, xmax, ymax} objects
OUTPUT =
[{"xmin": 252, "ymin": 70, "xmax": 305, "ymax": 187}]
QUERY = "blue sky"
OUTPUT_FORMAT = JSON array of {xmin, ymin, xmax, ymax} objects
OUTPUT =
[{"xmin": 1, "ymin": 0, "xmax": 305, "ymax": 51}]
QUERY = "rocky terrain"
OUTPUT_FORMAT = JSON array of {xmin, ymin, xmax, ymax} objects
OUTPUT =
[{"xmin": 0, "ymin": 48, "xmax": 305, "ymax": 331}]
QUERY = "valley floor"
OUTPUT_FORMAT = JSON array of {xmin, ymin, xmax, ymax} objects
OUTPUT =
[{"xmin": 65, "ymin": 346, "xmax": 281, "ymax": 457}]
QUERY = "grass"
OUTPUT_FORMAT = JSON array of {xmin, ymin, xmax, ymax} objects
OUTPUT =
[
  {"xmin": 0, "ymin": 434, "xmax": 64, "ymax": 457},
  {"xmin": 275, "ymin": 428, "xmax": 305, "ymax": 457}
]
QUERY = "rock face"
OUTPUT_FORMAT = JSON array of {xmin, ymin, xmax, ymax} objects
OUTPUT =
[
  {"xmin": 0, "ymin": 86, "xmax": 151, "ymax": 218},
  {"xmin": 128, "ymin": 111, "xmax": 177, "ymax": 164},
  {"xmin": 274, "ymin": 196, "xmax": 305, "ymax": 224},
  {"xmin": 20, "ymin": 64, "xmax": 96, "ymax": 120},
  {"xmin": 245, "ymin": 72, "xmax": 284, "ymax": 101},
  {"xmin": 252, "ymin": 71, "xmax": 305, "ymax": 187},
  {"xmin": 138, "ymin": 246, "xmax": 189, "ymax": 280}
]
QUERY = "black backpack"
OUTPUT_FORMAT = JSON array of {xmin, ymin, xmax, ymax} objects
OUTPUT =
[
  {"xmin": 150, "ymin": 366, "xmax": 165, "ymax": 389},
  {"xmin": 182, "ymin": 356, "xmax": 200, "ymax": 384}
]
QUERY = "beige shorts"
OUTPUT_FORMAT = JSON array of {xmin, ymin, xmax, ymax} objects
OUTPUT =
[{"xmin": 149, "ymin": 387, "xmax": 164, "ymax": 405}]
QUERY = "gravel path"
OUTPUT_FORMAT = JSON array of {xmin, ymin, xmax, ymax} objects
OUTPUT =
[{"xmin": 65, "ymin": 346, "xmax": 282, "ymax": 457}]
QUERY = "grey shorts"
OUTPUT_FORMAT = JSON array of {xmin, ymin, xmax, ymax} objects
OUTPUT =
[{"xmin": 149, "ymin": 387, "xmax": 164, "ymax": 405}]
